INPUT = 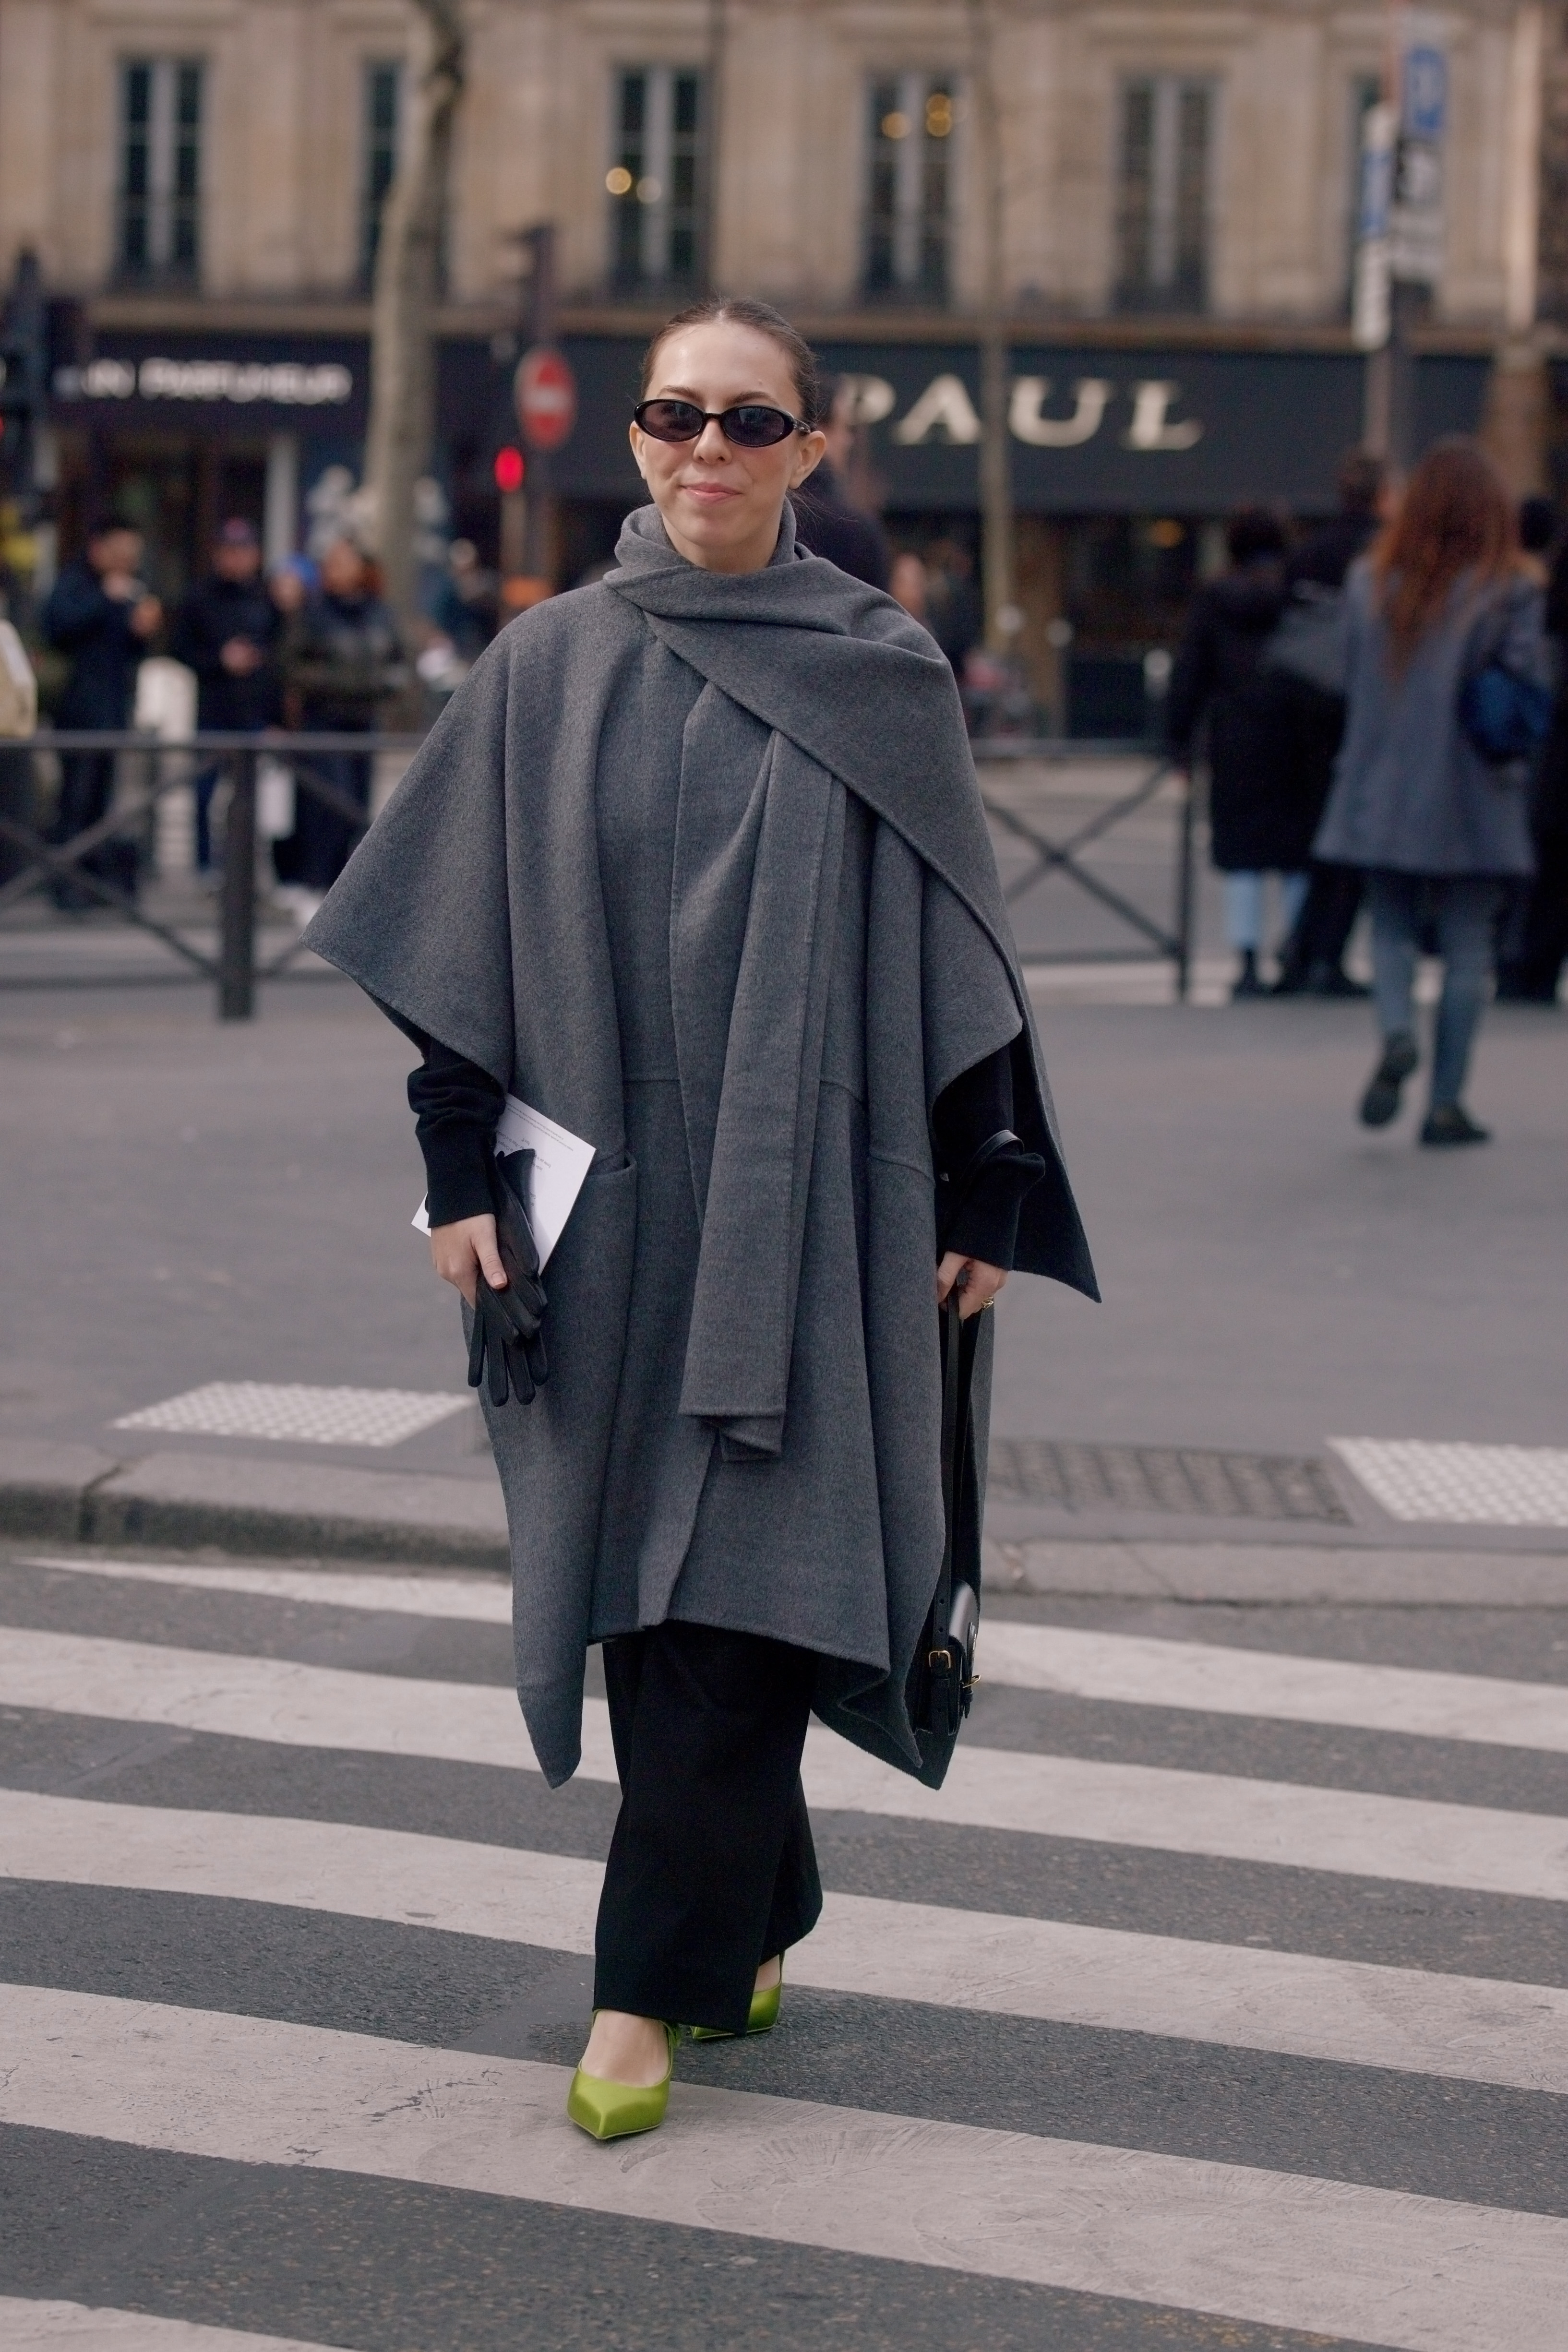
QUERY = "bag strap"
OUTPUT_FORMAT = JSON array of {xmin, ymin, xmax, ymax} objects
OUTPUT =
[{"xmin": 934, "ymin": 1287, "xmax": 964, "ymax": 1656}]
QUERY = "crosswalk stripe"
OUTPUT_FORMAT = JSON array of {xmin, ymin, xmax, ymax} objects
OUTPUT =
[
  {"xmin": 977, "ymin": 1622, "xmax": 1568, "ymax": 1752},
  {"xmin": 0, "ymin": 2299, "xmax": 361, "ymax": 2352},
  {"xmin": 6, "ymin": 1628, "xmax": 1567, "ymax": 1901},
  {"xmin": 25, "ymin": 1555, "xmax": 1568, "ymax": 1754},
  {"xmin": 20, "ymin": 1553, "xmax": 514, "ymax": 1624},
  {"xmin": 5, "ymin": 1986, "xmax": 1564, "ymax": 2352},
  {"xmin": 5, "ymin": 1788, "xmax": 1564, "ymax": 2094}
]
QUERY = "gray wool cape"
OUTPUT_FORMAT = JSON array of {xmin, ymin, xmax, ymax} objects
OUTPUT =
[{"xmin": 305, "ymin": 505, "xmax": 1094, "ymax": 1787}]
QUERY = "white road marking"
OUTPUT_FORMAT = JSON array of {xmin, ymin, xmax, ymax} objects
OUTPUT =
[
  {"xmin": 5, "ymin": 1788, "xmax": 1565, "ymax": 2094},
  {"xmin": 28, "ymin": 1556, "xmax": 1568, "ymax": 1755},
  {"xmin": 110, "ymin": 1381, "xmax": 470, "ymax": 1449},
  {"xmin": 4, "ymin": 1987, "xmax": 1564, "ymax": 2352},
  {"xmin": 977, "ymin": 1621, "xmax": 1568, "ymax": 1752},
  {"xmin": 0, "ymin": 2299, "xmax": 363, "ymax": 2352},
  {"xmin": 6, "ymin": 1629, "xmax": 1568, "ymax": 1900},
  {"xmin": 1332, "ymin": 1438, "xmax": 1568, "ymax": 1528},
  {"xmin": 21, "ymin": 1554, "xmax": 512, "ymax": 1623}
]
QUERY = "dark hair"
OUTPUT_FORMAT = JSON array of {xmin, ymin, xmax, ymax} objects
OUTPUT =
[
  {"xmin": 639, "ymin": 296, "xmax": 827, "ymax": 428},
  {"xmin": 1519, "ymin": 494, "xmax": 1557, "ymax": 555},
  {"xmin": 1226, "ymin": 507, "xmax": 1287, "ymax": 566},
  {"xmin": 1372, "ymin": 437, "xmax": 1518, "ymax": 671},
  {"xmin": 86, "ymin": 514, "xmax": 136, "ymax": 542},
  {"xmin": 1336, "ymin": 448, "xmax": 1387, "ymax": 518}
]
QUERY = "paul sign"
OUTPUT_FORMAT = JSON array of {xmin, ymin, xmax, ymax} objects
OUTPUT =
[{"xmin": 840, "ymin": 371, "xmax": 1203, "ymax": 451}]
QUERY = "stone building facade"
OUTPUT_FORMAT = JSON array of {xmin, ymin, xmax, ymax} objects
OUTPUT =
[{"xmin": 0, "ymin": 0, "xmax": 1547, "ymax": 714}]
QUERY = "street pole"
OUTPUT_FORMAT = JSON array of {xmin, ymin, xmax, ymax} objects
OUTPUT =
[
  {"xmin": 519, "ymin": 225, "xmax": 557, "ymax": 584},
  {"xmin": 218, "ymin": 750, "xmax": 257, "ymax": 1022},
  {"xmin": 968, "ymin": 0, "xmax": 1018, "ymax": 656},
  {"xmin": 1365, "ymin": 4, "xmax": 1448, "ymax": 478}
]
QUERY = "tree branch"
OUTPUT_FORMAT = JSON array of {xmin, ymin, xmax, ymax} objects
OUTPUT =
[{"xmin": 361, "ymin": 0, "xmax": 468, "ymax": 640}]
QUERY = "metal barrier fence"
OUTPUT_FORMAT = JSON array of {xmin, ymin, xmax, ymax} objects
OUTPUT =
[
  {"xmin": 972, "ymin": 739, "xmax": 1197, "ymax": 1001},
  {"xmin": 0, "ymin": 731, "xmax": 421, "ymax": 1017},
  {"xmin": 0, "ymin": 729, "xmax": 1196, "ymax": 1015}
]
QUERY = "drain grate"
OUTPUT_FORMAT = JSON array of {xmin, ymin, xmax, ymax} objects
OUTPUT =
[{"xmin": 987, "ymin": 1439, "xmax": 1350, "ymax": 1523}]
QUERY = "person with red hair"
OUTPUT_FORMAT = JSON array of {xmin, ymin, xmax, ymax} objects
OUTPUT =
[{"xmin": 1314, "ymin": 439, "xmax": 1547, "ymax": 1144}]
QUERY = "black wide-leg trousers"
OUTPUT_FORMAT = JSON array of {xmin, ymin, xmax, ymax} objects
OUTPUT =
[{"xmin": 594, "ymin": 1621, "xmax": 824, "ymax": 2035}]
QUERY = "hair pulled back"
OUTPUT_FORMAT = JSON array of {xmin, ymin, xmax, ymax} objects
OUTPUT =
[
  {"xmin": 1372, "ymin": 437, "xmax": 1519, "ymax": 672},
  {"xmin": 639, "ymin": 296, "xmax": 827, "ymax": 428}
]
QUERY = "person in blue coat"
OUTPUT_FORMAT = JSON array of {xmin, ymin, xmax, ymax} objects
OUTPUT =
[
  {"xmin": 43, "ymin": 520, "xmax": 162, "ymax": 904},
  {"xmin": 1315, "ymin": 440, "xmax": 1546, "ymax": 1145}
]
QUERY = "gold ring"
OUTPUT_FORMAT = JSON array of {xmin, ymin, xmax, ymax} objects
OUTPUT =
[{"xmin": 979, "ymin": 1297, "xmax": 995, "ymax": 1311}]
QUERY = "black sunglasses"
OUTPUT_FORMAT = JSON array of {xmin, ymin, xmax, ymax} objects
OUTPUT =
[{"xmin": 634, "ymin": 397, "xmax": 805, "ymax": 450}]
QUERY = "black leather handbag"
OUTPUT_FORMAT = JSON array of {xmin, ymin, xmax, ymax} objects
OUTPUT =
[
  {"xmin": 467, "ymin": 1147, "xmax": 550, "ymax": 1408},
  {"xmin": 906, "ymin": 1127, "xmax": 1040, "ymax": 1789}
]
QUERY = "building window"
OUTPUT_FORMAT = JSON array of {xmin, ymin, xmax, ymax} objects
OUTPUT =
[
  {"xmin": 864, "ymin": 74, "xmax": 955, "ymax": 304},
  {"xmin": 1115, "ymin": 76, "xmax": 1212, "ymax": 313},
  {"xmin": 360, "ymin": 61, "xmax": 402, "ymax": 287},
  {"xmin": 118, "ymin": 58, "xmax": 203, "ymax": 285},
  {"xmin": 608, "ymin": 67, "xmax": 706, "ymax": 295}
]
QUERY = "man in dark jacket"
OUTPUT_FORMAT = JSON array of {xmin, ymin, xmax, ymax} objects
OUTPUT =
[
  {"xmin": 1166, "ymin": 508, "xmax": 1297, "ymax": 998},
  {"xmin": 791, "ymin": 383, "xmax": 891, "ymax": 589},
  {"xmin": 276, "ymin": 535, "xmax": 403, "ymax": 906},
  {"xmin": 170, "ymin": 518, "xmax": 287, "ymax": 871},
  {"xmin": 1271, "ymin": 449, "xmax": 1387, "ymax": 996},
  {"xmin": 1496, "ymin": 513, "xmax": 1568, "ymax": 1002},
  {"xmin": 43, "ymin": 520, "xmax": 162, "ymax": 904}
]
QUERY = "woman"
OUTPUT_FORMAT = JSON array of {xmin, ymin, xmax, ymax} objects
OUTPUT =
[
  {"xmin": 1315, "ymin": 439, "xmax": 1546, "ymax": 1144},
  {"xmin": 1166, "ymin": 508, "xmax": 1308, "ymax": 999},
  {"xmin": 304, "ymin": 298, "xmax": 1093, "ymax": 2139},
  {"xmin": 277, "ymin": 535, "xmax": 404, "ymax": 909}
]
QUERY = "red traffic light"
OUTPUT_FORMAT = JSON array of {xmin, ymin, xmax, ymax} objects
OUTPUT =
[{"xmin": 493, "ymin": 446, "xmax": 526, "ymax": 493}]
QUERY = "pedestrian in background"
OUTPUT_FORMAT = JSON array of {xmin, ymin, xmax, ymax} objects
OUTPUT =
[
  {"xmin": 43, "ymin": 518, "xmax": 162, "ymax": 906},
  {"xmin": 790, "ymin": 379, "xmax": 891, "ymax": 587},
  {"xmin": 304, "ymin": 295, "xmax": 1092, "ymax": 2145},
  {"xmin": 275, "ymin": 536, "xmax": 402, "ymax": 914},
  {"xmin": 924, "ymin": 539, "xmax": 983, "ymax": 680},
  {"xmin": 1271, "ymin": 450, "xmax": 1388, "ymax": 997},
  {"xmin": 1496, "ymin": 496, "xmax": 1568, "ymax": 1005},
  {"xmin": 1315, "ymin": 439, "xmax": 1547, "ymax": 1145},
  {"xmin": 170, "ymin": 519, "xmax": 287, "ymax": 875},
  {"xmin": 1166, "ymin": 507, "xmax": 1303, "ymax": 999},
  {"xmin": 889, "ymin": 548, "xmax": 930, "ymax": 622}
]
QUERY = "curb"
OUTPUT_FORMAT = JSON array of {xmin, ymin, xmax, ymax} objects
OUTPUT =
[
  {"xmin": 985, "ymin": 1536, "xmax": 1568, "ymax": 1609},
  {"xmin": 4, "ymin": 1441, "xmax": 1568, "ymax": 1606},
  {"xmin": 0, "ymin": 1440, "xmax": 509, "ymax": 1570}
]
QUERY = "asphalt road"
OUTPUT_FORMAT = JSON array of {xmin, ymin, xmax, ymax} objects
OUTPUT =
[
  {"xmin": 2, "ymin": 1540, "xmax": 1565, "ymax": 2350},
  {"xmin": 1, "ymin": 962, "xmax": 1563, "ymax": 1476}
]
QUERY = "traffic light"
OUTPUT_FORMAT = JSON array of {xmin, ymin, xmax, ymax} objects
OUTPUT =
[{"xmin": 0, "ymin": 251, "xmax": 46, "ymax": 517}]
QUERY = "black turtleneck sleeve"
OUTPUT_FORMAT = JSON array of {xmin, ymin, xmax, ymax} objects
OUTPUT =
[
  {"xmin": 402, "ymin": 1034, "xmax": 504, "ymax": 1227},
  {"xmin": 930, "ymin": 1042, "xmax": 1044, "ymax": 1267}
]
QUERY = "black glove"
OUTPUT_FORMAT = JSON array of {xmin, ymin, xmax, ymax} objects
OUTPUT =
[{"xmin": 467, "ymin": 1148, "xmax": 549, "ymax": 1407}]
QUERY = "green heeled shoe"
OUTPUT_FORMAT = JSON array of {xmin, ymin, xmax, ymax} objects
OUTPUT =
[
  {"xmin": 689, "ymin": 1961, "xmax": 783, "ymax": 2043},
  {"xmin": 566, "ymin": 2020, "xmax": 679, "ymax": 2141}
]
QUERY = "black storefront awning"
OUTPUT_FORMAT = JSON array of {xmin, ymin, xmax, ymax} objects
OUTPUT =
[
  {"xmin": 51, "ymin": 325, "xmax": 1492, "ymax": 518},
  {"xmin": 556, "ymin": 337, "xmax": 1492, "ymax": 516}
]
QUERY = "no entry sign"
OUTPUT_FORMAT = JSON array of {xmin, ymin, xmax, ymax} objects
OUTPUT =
[{"xmin": 514, "ymin": 345, "xmax": 577, "ymax": 452}]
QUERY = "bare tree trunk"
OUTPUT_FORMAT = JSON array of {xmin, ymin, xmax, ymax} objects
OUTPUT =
[
  {"xmin": 361, "ymin": 0, "xmax": 465, "ymax": 637},
  {"xmin": 968, "ymin": 0, "xmax": 1017, "ymax": 656}
]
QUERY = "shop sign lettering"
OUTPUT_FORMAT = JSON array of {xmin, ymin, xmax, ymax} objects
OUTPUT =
[
  {"xmin": 845, "ymin": 370, "xmax": 1202, "ymax": 452},
  {"xmin": 52, "ymin": 356, "xmax": 354, "ymax": 406}
]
